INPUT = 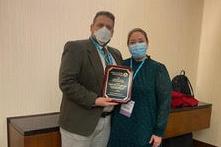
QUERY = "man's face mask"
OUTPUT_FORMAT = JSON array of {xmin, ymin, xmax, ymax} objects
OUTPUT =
[
  {"xmin": 94, "ymin": 26, "xmax": 112, "ymax": 46},
  {"xmin": 129, "ymin": 42, "xmax": 148, "ymax": 59}
]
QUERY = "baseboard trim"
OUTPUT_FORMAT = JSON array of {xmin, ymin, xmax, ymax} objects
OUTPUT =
[{"xmin": 193, "ymin": 139, "xmax": 217, "ymax": 147}]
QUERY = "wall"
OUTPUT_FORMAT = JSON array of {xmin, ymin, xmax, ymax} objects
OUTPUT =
[
  {"xmin": 0, "ymin": 0, "xmax": 204, "ymax": 146},
  {"xmin": 194, "ymin": 0, "xmax": 221, "ymax": 146}
]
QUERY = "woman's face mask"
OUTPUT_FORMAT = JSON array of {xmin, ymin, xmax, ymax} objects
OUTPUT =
[
  {"xmin": 129, "ymin": 42, "xmax": 148, "ymax": 59},
  {"xmin": 94, "ymin": 26, "xmax": 112, "ymax": 45}
]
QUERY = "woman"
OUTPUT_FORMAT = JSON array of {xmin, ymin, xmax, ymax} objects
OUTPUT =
[{"xmin": 108, "ymin": 28, "xmax": 172, "ymax": 147}]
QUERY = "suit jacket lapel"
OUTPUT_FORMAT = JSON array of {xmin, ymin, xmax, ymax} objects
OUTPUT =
[{"xmin": 86, "ymin": 40, "xmax": 104, "ymax": 87}]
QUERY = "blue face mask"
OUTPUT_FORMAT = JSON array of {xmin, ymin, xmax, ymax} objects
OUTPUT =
[{"xmin": 129, "ymin": 42, "xmax": 148, "ymax": 59}]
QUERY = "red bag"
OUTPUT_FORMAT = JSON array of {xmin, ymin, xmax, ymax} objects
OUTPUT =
[{"xmin": 171, "ymin": 91, "xmax": 199, "ymax": 108}]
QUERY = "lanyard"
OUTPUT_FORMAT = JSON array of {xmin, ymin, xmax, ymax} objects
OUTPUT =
[
  {"xmin": 103, "ymin": 51, "xmax": 113, "ymax": 65},
  {"xmin": 130, "ymin": 58, "xmax": 145, "ymax": 80},
  {"xmin": 91, "ymin": 38, "xmax": 113, "ymax": 65}
]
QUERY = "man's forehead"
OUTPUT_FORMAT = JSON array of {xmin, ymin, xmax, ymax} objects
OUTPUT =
[{"xmin": 94, "ymin": 15, "xmax": 114, "ymax": 24}]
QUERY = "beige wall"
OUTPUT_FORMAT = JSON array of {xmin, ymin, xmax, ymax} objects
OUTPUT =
[
  {"xmin": 194, "ymin": 0, "xmax": 221, "ymax": 146},
  {"xmin": 0, "ymin": 0, "xmax": 212, "ymax": 146}
]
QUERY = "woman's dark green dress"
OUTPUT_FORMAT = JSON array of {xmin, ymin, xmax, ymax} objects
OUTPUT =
[{"xmin": 108, "ymin": 57, "xmax": 172, "ymax": 147}]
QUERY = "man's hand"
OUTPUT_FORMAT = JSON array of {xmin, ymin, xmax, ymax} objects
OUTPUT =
[
  {"xmin": 149, "ymin": 135, "xmax": 162, "ymax": 147},
  {"xmin": 95, "ymin": 97, "xmax": 119, "ymax": 107}
]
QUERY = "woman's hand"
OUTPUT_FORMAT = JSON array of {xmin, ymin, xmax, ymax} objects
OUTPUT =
[{"xmin": 149, "ymin": 135, "xmax": 162, "ymax": 147}]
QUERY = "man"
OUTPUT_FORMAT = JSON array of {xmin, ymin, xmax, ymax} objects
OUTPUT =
[{"xmin": 59, "ymin": 11, "xmax": 122, "ymax": 147}]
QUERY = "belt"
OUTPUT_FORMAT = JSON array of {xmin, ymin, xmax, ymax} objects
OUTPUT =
[{"xmin": 101, "ymin": 111, "xmax": 113, "ymax": 118}]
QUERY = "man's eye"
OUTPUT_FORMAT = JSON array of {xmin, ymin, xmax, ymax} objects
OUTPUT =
[
  {"xmin": 97, "ymin": 24, "xmax": 104, "ymax": 28},
  {"xmin": 106, "ymin": 26, "xmax": 112, "ymax": 31}
]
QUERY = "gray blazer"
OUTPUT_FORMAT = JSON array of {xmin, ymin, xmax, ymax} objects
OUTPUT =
[{"xmin": 59, "ymin": 39, "xmax": 122, "ymax": 136}]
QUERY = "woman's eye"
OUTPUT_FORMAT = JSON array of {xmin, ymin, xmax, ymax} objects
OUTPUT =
[
  {"xmin": 138, "ymin": 40, "xmax": 145, "ymax": 43},
  {"xmin": 129, "ymin": 42, "xmax": 136, "ymax": 45}
]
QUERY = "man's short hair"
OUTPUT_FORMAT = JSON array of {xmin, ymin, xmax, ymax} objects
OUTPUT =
[{"xmin": 93, "ymin": 11, "xmax": 115, "ymax": 24}]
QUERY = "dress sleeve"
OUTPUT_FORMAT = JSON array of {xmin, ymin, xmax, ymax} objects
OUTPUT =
[{"xmin": 153, "ymin": 64, "xmax": 172, "ymax": 136}]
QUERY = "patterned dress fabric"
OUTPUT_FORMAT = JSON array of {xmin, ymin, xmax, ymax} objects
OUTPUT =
[{"xmin": 108, "ymin": 57, "xmax": 172, "ymax": 147}]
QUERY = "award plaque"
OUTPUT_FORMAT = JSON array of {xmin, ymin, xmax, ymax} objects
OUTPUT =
[{"xmin": 102, "ymin": 65, "xmax": 133, "ymax": 103}]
